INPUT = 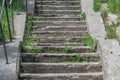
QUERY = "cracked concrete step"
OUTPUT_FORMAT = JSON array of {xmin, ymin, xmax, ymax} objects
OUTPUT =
[
  {"xmin": 35, "ymin": 10, "xmax": 81, "ymax": 15},
  {"xmin": 25, "ymin": 46, "xmax": 92, "ymax": 53},
  {"xmin": 20, "ymin": 53, "xmax": 101, "ymax": 62},
  {"xmin": 31, "ymin": 31, "xmax": 88, "ymax": 37},
  {"xmin": 20, "ymin": 62, "xmax": 102, "ymax": 73},
  {"xmin": 19, "ymin": 72, "xmax": 103, "ymax": 80},
  {"xmin": 36, "ymin": 1, "xmax": 80, "ymax": 5},
  {"xmin": 35, "ymin": 5, "xmax": 81, "ymax": 10},
  {"xmin": 30, "ymin": 42, "xmax": 84, "ymax": 46},
  {"xmin": 32, "ymin": 21, "xmax": 86, "ymax": 26},
  {"xmin": 29, "ymin": 37, "xmax": 86, "ymax": 43},
  {"xmin": 32, "ymin": 26, "xmax": 87, "ymax": 31},
  {"xmin": 33, "ymin": 17, "xmax": 85, "ymax": 21}
]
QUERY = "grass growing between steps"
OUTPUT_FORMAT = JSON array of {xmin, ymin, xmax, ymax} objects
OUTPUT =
[
  {"xmin": 62, "ymin": 54, "xmax": 99, "ymax": 62},
  {"xmin": 33, "ymin": 16, "xmax": 45, "ymax": 21},
  {"xmin": 82, "ymin": 35, "xmax": 97, "ymax": 52},
  {"xmin": 75, "ymin": 12, "xmax": 86, "ymax": 21},
  {"xmin": 21, "ymin": 46, "xmax": 75, "ymax": 53}
]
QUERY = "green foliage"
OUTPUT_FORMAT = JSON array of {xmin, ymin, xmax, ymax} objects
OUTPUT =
[
  {"xmin": 94, "ymin": 0, "xmax": 101, "ymax": 12},
  {"xmin": 34, "ymin": 16, "xmax": 45, "ymax": 21},
  {"xmin": 107, "ymin": 0, "xmax": 120, "ymax": 14},
  {"xmin": 0, "ymin": 0, "xmax": 25, "ymax": 42},
  {"xmin": 21, "ymin": 46, "xmax": 74, "ymax": 53},
  {"xmin": 105, "ymin": 24, "xmax": 117, "ymax": 39},
  {"xmin": 75, "ymin": 12, "xmax": 86, "ymax": 20},
  {"xmin": 62, "ymin": 54, "xmax": 99, "ymax": 62},
  {"xmin": 101, "ymin": 10, "xmax": 108, "ymax": 22},
  {"xmin": 62, "ymin": 46, "xmax": 73, "ymax": 53},
  {"xmin": 22, "ymin": 16, "xmax": 33, "ymax": 47},
  {"xmin": 82, "ymin": 35, "xmax": 96, "ymax": 47},
  {"xmin": 93, "ymin": 0, "xmax": 109, "ymax": 12}
]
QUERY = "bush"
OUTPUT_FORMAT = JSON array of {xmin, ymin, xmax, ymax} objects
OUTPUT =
[{"xmin": 107, "ymin": 0, "xmax": 120, "ymax": 14}]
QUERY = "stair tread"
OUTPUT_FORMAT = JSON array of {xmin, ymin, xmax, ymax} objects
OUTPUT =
[
  {"xmin": 20, "ymin": 72, "xmax": 103, "ymax": 76},
  {"xmin": 21, "ymin": 61, "xmax": 101, "ymax": 64}
]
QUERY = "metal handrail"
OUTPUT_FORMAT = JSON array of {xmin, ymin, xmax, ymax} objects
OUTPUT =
[
  {"xmin": 0, "ymin": 0, "xmax": 15, "ymax": 64},
  {"xmin": 0, "ymin": 0, "xmax": 9, "ymax": 64}
]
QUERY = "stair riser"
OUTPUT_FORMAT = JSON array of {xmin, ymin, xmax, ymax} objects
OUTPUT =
[
  {"xmin": 34, "ymin": 14, "xmax": 77, "ymax": 17},
  {"xmin": 22, "ymin": 46, "xmax": 92, "ymax": 53},
  {"xmin": 36, "ymin": 1, "xmax": 80, "ymax": 5},
  {"xmin": 30, "ymin": 43, "xmax": 84, "ymax": 46},
  {"xmin": 21, "ymin": 53, "xmax": 100, "ymax": 62},
  {"xmin": 35, "ymin": 10, "xmax": 81, "ymax": 15},
  {"xmin": 35, "ymin": 6, "xmax": 81, "ymax": 10},
  {"xmin": 33, "ymin": 17, "xmax": 84, "ymax": 21},
  {"xmin": 33, "ymin": 26, "xmax": 87, "ymax": 31},
  {"xmin": 20, "ymin": 63, "xmax": 102, "ymax": 73},
  {"xmin": 31, "ymin": 31, "xmax": 88, "ymax": 38},
  {"xmin": 30, "ymin": 37, "xmax": 85, "ymax": 43},
  {"xmin": 32, "ymin": 21, "xmax": 86, "ymax": 26},
  {"xmin": 19, "ymin": 74, "xmax": 103, "ymax": 80}
]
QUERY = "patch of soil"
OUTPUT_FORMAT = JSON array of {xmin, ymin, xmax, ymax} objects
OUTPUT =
[
  {"xmin": 106, "ymin": 13, "xmax": 118, "ymax": 25},
  {"xmin": 101, "ymin": 3, "xmax": 108, "ymax": 11}
]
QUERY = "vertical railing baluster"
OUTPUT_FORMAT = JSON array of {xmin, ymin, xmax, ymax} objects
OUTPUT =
[
  {"xmin": 0, "ymin": 23, "xmax": 9, "ymax": 64},
  {"xmin": 5, "ymin": 0, "xmax": 12, "ymax": 42}
]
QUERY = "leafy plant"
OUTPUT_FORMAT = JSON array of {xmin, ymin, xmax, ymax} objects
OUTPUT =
[
  {"xmin": 62, "ymin": 46, "xmax": 73, "ymax": 53},
  {"xmin": 34, "ymin": 16, "xmax": 45, "ymax": 21},
  {"xmin": 101, "ymin": 10, "xmax": 108, "ymax": 22},
  {"xmin": 82, "ymin": 35, "xmax": 96, "ymax": 47},
  {"xmin": 94, "ymin": 0, "xmax": 101, "ymax": 12},
  {"xmin": 75, "ymin": 12, "xmax": 86, "ymax": 21},
  {"xmin": 107, "ymin": 0, "xmax": 120, "ymax": 14},
  {"xmin": 105, "ymin": 24, "xmax": 117, "ymax": 39}
]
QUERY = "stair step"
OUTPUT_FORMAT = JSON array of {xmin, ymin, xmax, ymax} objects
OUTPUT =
[
  {"xmin": 21, "ymin": 53, "xmax": 101, "ymax": 62},
  {"xmin": 20, "ymin": 62, "xmax": 102, "ymax": 73},
  {"xmin": 33, "ymin": 17, "xmax": 85, "ymax": 21},
  {"xmin": 36, "ymin": 1, "xmax": 80, "ymax": 5},
  {"xmin": 30, "ymin": 42, "xmax": 84, "ymax": 46},
  {"xmin": 35, "ymin": 5, "xmax": 81, "ymax": 10},
  {"xmin": 24, "ymin": 46, "xmax": 92, "ymax": 53},
  {"xmin": 32, "ymin": 21, "xmax": 86, "ymax": 26},
  {"xmin": 29, "ymin": 37, "xmax": 86, "ymax": 43},
  {"xmin": 35, "ymin": 10, "xmax": 81, "ymax": 15},
  {"xmin": 32, "ymin": 26, "xmax": 87, "ymax": 31},
  {"xmin": 31, "ymin": 31, "xmax": 88, "ymax": 37},
  {"xmin": 19, "ymin": 72, "xmax": 103, "ymax": 80},
  {"xmin": 34, "ymin": 14, "xmax": 77, "ymax": 17}
]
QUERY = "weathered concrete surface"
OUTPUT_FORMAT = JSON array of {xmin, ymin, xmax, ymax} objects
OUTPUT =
[
  {"xmin": 0, "ymin": 13, "xmax": 26, "ymax": 80},
  {"xmin": 81, "ymin": 0, "xmax": 106, "ymax": 40},
  {"xmin": 27, "ymin": 0, "xmax": 35, "ymax": 15},
  {"xmin": 81, "ymin": 0, "xmax": 120, "ymax": 80},
  {"xmin": 99, "ymin": 40, "xmax": 120, "ymax": 80}
]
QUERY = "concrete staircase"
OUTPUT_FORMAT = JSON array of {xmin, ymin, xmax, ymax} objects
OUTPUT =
[{"xmin": 18, "ymin": 0, "xmax": 103, "ymax": 80}]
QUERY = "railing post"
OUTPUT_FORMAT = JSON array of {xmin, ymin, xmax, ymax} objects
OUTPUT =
[
  {"xmin": 0, "ymin": 23, "xmax": 9, "ymax": 64},
  {"xmin": 18, "ymin": 0, "xmax": 20, "ymax": 15},
  {"xmin": 5, "ymin": 0, "xmax": 12, "ymax": 42}
]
